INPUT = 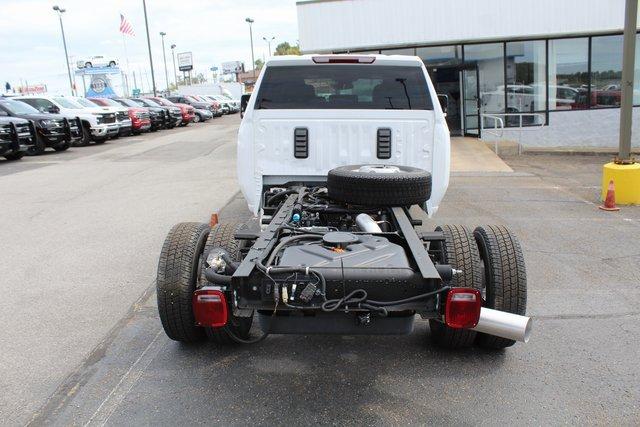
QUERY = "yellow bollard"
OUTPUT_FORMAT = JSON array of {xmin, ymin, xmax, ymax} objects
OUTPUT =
[{"xmin": 601, "ymin": 162, "xmax": 640, "ymax": 205}]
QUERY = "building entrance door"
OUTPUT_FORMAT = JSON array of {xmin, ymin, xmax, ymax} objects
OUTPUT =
[
  {"xmin": 428, "ymin": 66, "xmax": 462, "ymax": 136},
  {"xmin": 462, "ymin": 66, "xmax": 480, "ymax": 137}
]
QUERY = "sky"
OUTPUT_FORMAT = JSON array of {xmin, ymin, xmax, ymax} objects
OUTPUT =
[{"xmin": 0, "ymin": 0, "xmax": 299, "ymax": 94}]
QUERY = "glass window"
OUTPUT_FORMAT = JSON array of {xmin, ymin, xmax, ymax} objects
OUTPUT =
[
  {"xmin": 255, "ymin": 65, "xmax": 433, "ymax": 110},
  {"xmin": 548, "ymin": 38, "xmax": 589, "ymax": 110},
  {"xmin": 506, "ymin": 41, "xmax": 546, "ymax": 119},
  {"xmin": 464, "ymin": 43, "xmax": 505, "ymax": 114},
  {"xmin": 591, "ymin": 35, "xmax": 623, "ymax": 108},
  {"xmin": 417, "ymin": 45, "xmax": 462, "ymax": 67},
  {"xmin": 0, "ymin": 99, "xmax": 39, "ymax": 115},
  {"xmin": 53, "ymin": 97, "xmax": 82, "ymax": 109}
]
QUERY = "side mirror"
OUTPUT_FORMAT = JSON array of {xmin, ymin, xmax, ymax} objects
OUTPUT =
[
  {"xmin": 48, "ymin": 105, "xmax": 60, "ymax": 114},
  {"xmin": 240, "ymin": 94, "xmax": 251, "ymax": 119},
  {"xmin": 437, "ymin": 94, "xmax": 448, "ymax": 117}
]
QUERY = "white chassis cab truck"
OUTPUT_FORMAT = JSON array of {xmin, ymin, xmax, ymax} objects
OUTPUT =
[{"xmin": 156, "ymin": 55, "xmax": 532, "ymax": 350}]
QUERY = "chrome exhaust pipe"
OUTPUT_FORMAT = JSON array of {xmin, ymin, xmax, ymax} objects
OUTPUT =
[
  {"xmin": 356, "ymin": 213, "xmax": 382, "ymax": 233},
  {"xmin": 472, "ymin": 308, "xmax": 532, "ymax": 343}
]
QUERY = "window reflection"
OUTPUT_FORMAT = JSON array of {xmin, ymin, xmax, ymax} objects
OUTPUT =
[
  {"xmin": 464, "ymin": 43, "xmax": 505, "ymax": 114},
  {"xmin": 549, "ymin": 38, "xmax": 589, "ymax": 110},
  {"xmin": 506, "ymin": 40, "xmax": 546, "ymax": 125}
]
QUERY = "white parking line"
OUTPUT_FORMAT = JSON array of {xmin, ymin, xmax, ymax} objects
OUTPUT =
[{"xmin": 84, "ymin": 329, "xmax": 164, "ymax": 427}]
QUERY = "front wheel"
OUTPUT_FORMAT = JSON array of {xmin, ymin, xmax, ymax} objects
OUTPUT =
[
  {"xmin": 4, "ymin": 152, "xmax": 24, "ymax": 160},
  {"xmin": 474, "ymin": 225, "xmax": 527, "ymax": 349},
  {"xmin": 428, "ymin": 225, "xmax": 483, "ymax": 349},
  {"xmin": 203, "ymin": 221, "xmax": 253, "ymax": 343},
  {"xmin": 157, "ymin": 222, "xmax": 211, "ymax": 343},
  {"xmin": 193, "ymin": 114, "xmax": 201, "ymax": 123},
  {"xmin": 53, "ymin": 142, "xmax": 70, "ymax": 151}
]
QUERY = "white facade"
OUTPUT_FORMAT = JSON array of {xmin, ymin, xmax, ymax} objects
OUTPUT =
[
  {"xmin": 297, "ymin": 0, "xmax": 631, "ymax": 53},
  {"xmin": 297, "ymin": 0, "xmax": 640, "ymax": 149}
]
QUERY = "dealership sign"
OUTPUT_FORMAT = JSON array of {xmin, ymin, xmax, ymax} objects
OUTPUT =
[
  {"xmin": 221, "ymin": 61, "xmax": 244, "ymax": 75},
  {"xmin": 177, "ymin": 52, "xmax": 193, "ymax": 71}
]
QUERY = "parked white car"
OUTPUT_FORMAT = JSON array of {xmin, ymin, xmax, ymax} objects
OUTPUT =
[
  {"xmin": 77, "ymin": 55, "xmax": 118, "ymax": 69},
  {"xmin": 14, "ymin": 95, "xmax": 119, "ymax": 143},
  {"xmin": 73, "ymin": 97, "xmax": 132, "ymax": 136},
  {"xmin": 238, "ymin": 54, "xmax": 450, "ymax": 216}
]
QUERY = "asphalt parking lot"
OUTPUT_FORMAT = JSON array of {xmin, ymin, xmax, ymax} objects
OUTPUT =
[{"xmin": 2, "ymin": 119, "xmax": 639, "ymax": 425}]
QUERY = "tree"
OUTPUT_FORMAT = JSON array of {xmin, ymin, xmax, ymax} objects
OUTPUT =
[
  {"xmin": 274, "ymin": 41, "xmax": 301, "ymax": 56},
  {"xmin": 255, "ymin": 58, "xmax": 264, "ymax": 70}
]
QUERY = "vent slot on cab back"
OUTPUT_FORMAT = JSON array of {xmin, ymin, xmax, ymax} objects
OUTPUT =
[
  {"xmin": 294, "ymin": 128, "xmax": 308, "ymax": 159},
  {"xmin": 377, "ymin": 128, "xmax": 392, "ymax": 159}
]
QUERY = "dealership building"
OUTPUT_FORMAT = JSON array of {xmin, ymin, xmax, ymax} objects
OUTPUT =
[{"xmin": 296, "ymin": 0, "xmax": 640, "ymax": 149}]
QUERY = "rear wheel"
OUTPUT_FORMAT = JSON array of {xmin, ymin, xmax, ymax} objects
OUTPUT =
[
  {"xmin": 203, "ymin": 221, "xmax": 253, "ymax": 344},
  {"xmin": 428, "ymin": 225, "xmax": 483, "ymax": 349},
  {"xmin": 157, "ymin": 222, "xmax": 210, "ymax": 343},
  {"xmin": 473, "ymin": 225, "xmax": 527, "ymax": 349}
]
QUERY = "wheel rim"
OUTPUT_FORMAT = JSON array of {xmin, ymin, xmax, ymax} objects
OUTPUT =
[{"xmin": 354, "ymin": 165, "xmax": 401, "ymax": 174}]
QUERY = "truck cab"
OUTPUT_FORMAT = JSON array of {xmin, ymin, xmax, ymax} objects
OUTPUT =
[{"xmin": 238, "ymin": 54, "xmax": 450, "ymax": 217}]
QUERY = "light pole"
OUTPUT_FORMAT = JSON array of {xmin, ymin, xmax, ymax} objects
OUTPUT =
[
  {"xmin": 160, "ymin": 31, "xmax": 169, "ymax": 94},
  {"xmin": 262, "ymin": 36, "xmax": 275, "ymax": 57},
  {"xmin": 245, "ymin": 17, "xmax": 256, "ymax": 78},
  {"xmin": 142, "ymin": 0, "xmax": 157, "ymax": 96},
  {"xmin": 171, "ymin": 44, "xmax": 178, "ymax": 89},
  {"xmin": 52, "ymin": 5, "xmax": 75, "ymax": 96}
]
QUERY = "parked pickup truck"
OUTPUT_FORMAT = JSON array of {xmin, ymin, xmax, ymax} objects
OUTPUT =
[
  {"xmin": 0, "ymin": 116, "xmax": 35, "ymax": 160},
  {"xmin": 15, "ymin": 95, "xmax": 119, "ymax": 145},
  {"xmin": 156, "ymin": 55, "xmax": 531, "ymax": 351},
  {"xmin": 0, "ymin": 98, "xmax": 80, "ymax": 154}
]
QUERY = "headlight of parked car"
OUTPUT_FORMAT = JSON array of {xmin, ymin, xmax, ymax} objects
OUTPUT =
[{"xmin": 39, "ymin": 119, "xmax": 55, "ymax": 126}]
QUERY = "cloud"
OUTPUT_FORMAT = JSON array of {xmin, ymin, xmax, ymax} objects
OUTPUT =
[{"xmin": 1, "ymin": 0, "xmax": 299, "ymax": 94}]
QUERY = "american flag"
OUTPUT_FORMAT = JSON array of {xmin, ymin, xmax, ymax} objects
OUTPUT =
[{"xmin": 119, "ymin": 14, "xmax": 135, "ymax": 36}]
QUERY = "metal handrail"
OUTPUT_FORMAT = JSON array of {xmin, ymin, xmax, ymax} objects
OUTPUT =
[{"xmin": 480, "ymin": 112, "xmax": 546, "ymax": 155}]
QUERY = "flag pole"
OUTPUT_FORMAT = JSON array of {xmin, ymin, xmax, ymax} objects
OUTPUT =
[{"xmin": 121, "ymin": 32, "xmax": 131, "ymax": 96}]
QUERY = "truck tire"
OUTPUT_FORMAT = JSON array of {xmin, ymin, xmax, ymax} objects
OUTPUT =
[
  {"xmin": 4, "ymin": 152, "xmax": 24, "ymax": 160},
  {"xmin": 53, "ymin": 142, "xmax": 70, "ymax": 151},
  {"xmin": 327, "ymin": 164, "xmax": 431, "ymax": 207},
  {"xmin": 473, "ymin": 225, "xmax": 527, "ymax": 349},
  {"xmin": 428, "ymin": 225, "xmax": 483, "ymax": 349},
  {"xmin": 156, "ymin": 222, "xmax": 210, "ymax": 343},
  {"xmin": 27, "ymin": 134, "xmax": 46, "ymax": 155},
  {"xmin": 203, "ymin": 221, "xmax": 253, "ymax": 344}
]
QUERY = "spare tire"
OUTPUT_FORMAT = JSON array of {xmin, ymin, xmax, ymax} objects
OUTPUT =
[{"xmin": 327, "ymin": 164, "xmax": 431, "ymax": 206}]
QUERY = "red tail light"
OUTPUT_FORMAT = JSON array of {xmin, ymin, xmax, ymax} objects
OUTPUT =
[
  {"xmin": 445, "ymin": 288, "xmax": 482, "ymax": 329},
  {"xmin": 193, "ymin": 288, "xmax": 228, "ymax": 327},
  {"xmin": 312, "ymin": 55, "xmax": 376, "ymax": 64}
]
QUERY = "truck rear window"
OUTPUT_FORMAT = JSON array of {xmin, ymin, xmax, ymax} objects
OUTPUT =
[{"xmin": 255, "ymin": 65, "xmax": 433, "ymax": 110}]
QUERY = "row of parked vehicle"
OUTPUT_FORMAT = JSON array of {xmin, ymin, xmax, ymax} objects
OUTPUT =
[{"xmin": 0, "ymin": 93, "xmax": 240, "ymax": 161}]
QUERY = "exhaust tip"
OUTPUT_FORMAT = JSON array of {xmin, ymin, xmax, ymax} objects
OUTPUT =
[{"xmin": 523, "ymin": 317, "xmax": 533, "ymax": 343}]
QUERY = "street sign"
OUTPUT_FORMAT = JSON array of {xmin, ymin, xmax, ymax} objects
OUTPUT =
[
  {"xmin": 210, "ymin": 66, "xmax": 218, "ymax": 72},
  {"xmin": 177, "ymin": 52, "xmax": 193, "ymax": 71},
  {"xmin": 132, "ymin": 88, "xmax": 141, "ymax": 97}
]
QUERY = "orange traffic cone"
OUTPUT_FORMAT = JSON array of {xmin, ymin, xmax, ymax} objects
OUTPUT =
[{"xmin": 599, "ymin": 180, "xmax": 620, "ymax": 211}]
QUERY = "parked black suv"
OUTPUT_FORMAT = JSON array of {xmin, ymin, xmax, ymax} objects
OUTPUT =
[
  {"xmin": 126, "ymin": 98, "xmax": 167, "ymax": 131},
  {"xmin": 0, "ymin": 98, "xmax": 80, "ymax": 154},
  {"xmin": 0, "ymin": 116, "xmax": 36, "ymax": 160},
  {"xmin": 131, "ymin": 98, "xmax": 181, "ymax": 129}
]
